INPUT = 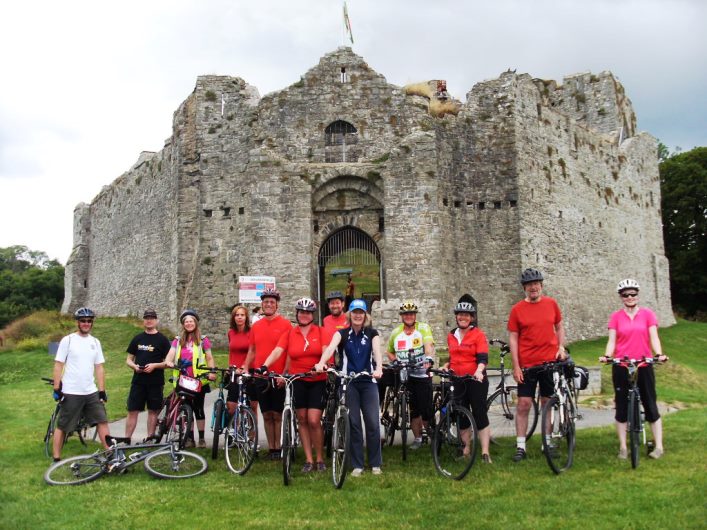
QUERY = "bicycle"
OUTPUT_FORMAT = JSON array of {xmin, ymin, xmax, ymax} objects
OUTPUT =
[
  {"xmin": 209, "ymin": 367, "xmax": 232, "ymax": 460},
  {"xmin": 326, "ymin": 369, "xmax": 372, "ymax": 489},
  {"xmin": 526, "ymin": 359, "xmax": 578, "ymax": 474},
  {"xmin": 484, "ymin": 339, "xmax": 538, "ymax": 447},
  {"xmin": 321, "ymin": 372, "xmax": 338, "ymax": 458},
  {"xmin": 44, "ymin": 434, "xmax": 207, "ymax": 485},
  {"xmin": 264, "ymin": 371, "xmax": 311, "ymax": 486},
  {"xmin": 428, "ymin": 369, "xmax": 478, "ymax": 480},
  {"xmin": 42, "ymin": 377, "xmax": 94, "ymax": 458},
  {"xmin": 223, "ymin": 371, "xmax": 258, "ymax": 475},
  {"xmin": 601, "ymin": 356, "xmax": 665, "ymax": 469}
]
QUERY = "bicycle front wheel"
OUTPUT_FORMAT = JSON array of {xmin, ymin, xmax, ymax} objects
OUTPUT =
[
  {"xmin": 44, "ymin": 407, "xmax": 59, "ymax": 458},
  {"xmin": 332, "ymin": 407, "xmax": 350, "ymax": 489},
  {"xmin": 486, "ymin": 386, "xmax": 538, "ymax": 446},
  {"xmin": 400, "ymin": 392, "xmax": 408, "ymax": 461},
  {"xmin": 541, "ymin": 395, "xmax": 575, "ymax": 474},
  {"xmin": 144, "ymin": 449, "xmax": 208, "ymax": 479},
  {"xmin": 382, "ymin": 389, "xmax": 397, "ymax": 447},
  {"xmin": 432, "ymin": 406, "xmax": 478, "ymax": 480},
  {"xmin": 168, "ymin": 403, "xmax": 193, "ymax": 450},
  {"xmin": 282, "ymin": 408, "xmax": 294, "ymax": 486},
  {"xmin": 628, "ymin": 391, "xmax": 640, "ymax": 469},
  {"xmin": 44, "ymin": 454, "xmax": 106, "ymax": 486},
  {"xmin": 322, "ymin": 390, "xmax": 337, "ymax": 458},
  {"xmin": 225, "ymin": 406, "xmax": 258, "ymax": 475},
  {"xmin": 211, "ymin": 399, "xmax": 225, "ymax": 460}
]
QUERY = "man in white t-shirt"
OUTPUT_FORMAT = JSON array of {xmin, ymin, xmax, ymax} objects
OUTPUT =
[{"xmin": 51, "ymin": 307, "xmax": 110, "ymax": 460}]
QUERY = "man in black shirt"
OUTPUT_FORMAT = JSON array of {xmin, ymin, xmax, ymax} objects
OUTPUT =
[{"xmin": 125, "ymin": 309, "xmax": 172, "ymax": 441}]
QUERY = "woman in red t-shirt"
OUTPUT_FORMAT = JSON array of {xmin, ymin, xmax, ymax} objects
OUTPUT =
[
  {"xmin": 262, "ymin": 297, "xmax": 331, "ymax": 473},
  {"xmin": 444, "ymin": 294, "xmax": 492, "ymax": 462},
  {"xmin": 226, "ymin": 305, "xmax": 256, "ymax": 418}
]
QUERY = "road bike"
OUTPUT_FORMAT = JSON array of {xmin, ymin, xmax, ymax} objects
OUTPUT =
[
  {"xmin": 485, "ymin": 339, "xmax": 538, "ymax": 447},
  {"xmin": 44, "ymin": 434, "xmax": 207, "ymax": 485},
  {"xmin": 41, "ymin": 377, "xmax": 94, "ymax": 458},
  {"xmin": 602, "ymin": 356, "xmax": 665, "ymax": 469},
  {"xmin": 223, "ymin": 371, "xmax": 258, "ymax": 475},
  {"xmin": 429, "ymin": 369, "xmax": 478, "ymax": 480}
]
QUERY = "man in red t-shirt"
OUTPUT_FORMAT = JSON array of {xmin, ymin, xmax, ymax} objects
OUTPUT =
[
  {"xmin": 507, "ymin": 268, "xmax": 566, "ymax": 462},
  {"xmin": 322, "ymin": 291, "xmax": 348, "ymax": 342},
  {"xmin": 243, "ymin": 288, "xmax": 292, "ymax": 459}
]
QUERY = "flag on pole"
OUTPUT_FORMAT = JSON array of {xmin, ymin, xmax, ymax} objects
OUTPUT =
[{"xmin": 343, "ymin": 2, "xmax": 354, "ymax": 44}]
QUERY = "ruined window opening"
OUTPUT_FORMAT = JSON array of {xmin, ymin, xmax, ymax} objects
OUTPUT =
[
  {"xmin": 494, "ymin": 201, "xmax": 502, "ymax": 209},
  {"xmin": 443, "ymin": 198, "xmax": 449, "ymax": 207},
  {"xmin": 238, "ymin": 207, "xmax": 245, "ymax": 215},
  {"xmin": 478, "ymin": 202, "xmax": 485, "ymax": 210},
  {"xmin": 454, "ymin": 200, "xmax": 461, "ymax": 208},
  {"xmin": 509, "ymin": 200, "xmax": 517, "ymax": 208},
  {"xmin": 313, "ymin": 219, "xmax": 319, "ymax": 233},
  {"xmin": 558, "ymin": 210, "xmax": 563, "ymax": 218},
  {"xmin": 204, "ymin": 209, "xmax": 212, "ymax": 218},
  {"xmin": 466, "ymin": 200, "xmax": 474, "ymax": 208},
  {"xmin": 340, "ymin": 67, "xmax": 348, "ymax": 83},
  {"xmin": 378, "ymin": 216, "xmax": 385, "ymax": 232},
  {"xmin": 325, "ymin": 121, "xmax": 358, "ymax": 162},
  {"xmin": 222, "ymin": 207, "xmax": 231, "ymax": 217},
  {"xmin": 83, "ymin": 280, "xmax": 88, "ymax": 288}
]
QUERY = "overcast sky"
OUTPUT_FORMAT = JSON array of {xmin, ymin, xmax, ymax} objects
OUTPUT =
[{"xmin": 1, "ymin": 0, "xmax": 705, "ymax": 264}]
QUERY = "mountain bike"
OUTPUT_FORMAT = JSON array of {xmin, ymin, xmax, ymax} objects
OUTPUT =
[
  {"xmin": 601, "ymin": 356, "xmax": 665, "ymax": 469},
  {"xmin": 326, "ymin": 369, "xmax": 372, "ymax": 489},
  {"xmin": 44, "ymin": 434, "xmax": 207, "ymax": 485},
  {"xmin": 526, "ymin": 359, "xmax": 578, "ymax": 474},
  {"xmin": 223, "ymin": 371, "xmax": 258, "ymax": 475},
  {"xmin": 42, "ymin": 378, "xmax": 94, "ymax": 458},
  {"xmin": 429, "ymin": 369, "xmax": 478, "ymax": 480},
  {"xmin": 485, "ymin": 339, "xmax": 538, "ymax": 447}
]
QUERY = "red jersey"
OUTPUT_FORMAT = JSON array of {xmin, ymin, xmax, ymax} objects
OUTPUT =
[
  {"xmin": 447, "ymin": 327, "xmax": 489, "ymax": 376},
  {"xmin": 277, "ymin": 325, "xmax": 332, "ymax": 382},
  {"xmin": 249, "ymin": 315, "xmax": 292, "ymax": 373},
  {"xmin": 228, "ymin": 328, "xmax": 251, "ymax": 367},
  {"xmin": 322, "ymin": 313, "xmax": 348, "ymax": 336},
  {"xmin": 507, "ymin": 297, "xmax": 562, "ymax": 368}
]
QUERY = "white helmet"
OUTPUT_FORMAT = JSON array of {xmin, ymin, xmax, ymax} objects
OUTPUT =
[
  {"xmin": 295, "ymin": 297, "xmax": 317, "ymax": 312},
  {"xmin": 616, "ymin": 278, "xmax": 640, "ymax": 293}
]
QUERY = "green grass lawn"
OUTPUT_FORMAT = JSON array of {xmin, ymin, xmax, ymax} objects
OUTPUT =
[{"xmin": 1, "ymin": 316, "xmax": 705, "ymax": 528}]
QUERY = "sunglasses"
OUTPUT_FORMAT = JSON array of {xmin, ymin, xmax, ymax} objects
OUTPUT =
[
  {"xmin": 78, "ymin": 319, "xmax": 94, "ymax": 324},
  {"xmin": 620, "ymin": 292, "xmax": 638, "ymax": 298}
]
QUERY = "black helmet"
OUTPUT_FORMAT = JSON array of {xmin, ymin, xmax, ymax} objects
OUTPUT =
[
  {"xmin": 179, "ymin": 309, "xmax": 199, "ymax": 323},
  {"xmin": 454, "ymin": 294, "xmax": 477, "ymax": 314},
  {"xmin": 520, "ymin": 268, "xmax": 544, "ymax": 285},
  {"xmin": 326, "ymin": 290, "xmax": 345, "ymax": 302},
  {"xmin": 74, "ymin": 307, "xmax": 95, "ymax": 320},
  {"xmin": 260, "ymin": 287, "xmax": 281, "ymax": 301}
]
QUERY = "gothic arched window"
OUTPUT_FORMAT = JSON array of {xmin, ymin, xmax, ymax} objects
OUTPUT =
[{"xmin": 324, "ymin": 120, "xmax": 358, "ymax": 162}]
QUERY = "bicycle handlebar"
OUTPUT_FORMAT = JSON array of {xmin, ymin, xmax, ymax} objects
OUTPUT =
[
  {"xmin": 600, "ymin": 356, "xmax": 667, "ymax": 366},
  {"xmin": 523, "ymin": 358, "xmax": 575, "ymax": 375},
  {"xmin": 326, "ymin": 368, "xmax": 372, "ymax": 381},
  {"xmin": 41, "ymin": 377, "xmax": 54, "ymax": 385}
]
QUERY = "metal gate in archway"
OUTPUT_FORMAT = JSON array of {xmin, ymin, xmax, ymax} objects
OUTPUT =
[{"xmin": 317, "ymin": 227, "xmax": 382, "ymax": 316}]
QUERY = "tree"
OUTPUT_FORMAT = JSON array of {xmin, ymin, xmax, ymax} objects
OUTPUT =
[
  {"xmin": 0, "ymin": 246, "xmax": 64, "ymax": 327},
  {"xmin": 660, "ymin": 146, "xmax": 707, "ymax": 318}
]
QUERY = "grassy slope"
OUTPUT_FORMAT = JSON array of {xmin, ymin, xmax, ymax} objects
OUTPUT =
[{"xmin": 0, "ymin": 316, "xmax": 705, "ymax": 528}]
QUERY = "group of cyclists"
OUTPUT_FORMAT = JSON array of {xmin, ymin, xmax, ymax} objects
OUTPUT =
[{"xmin": 49, "ymin": 267, "xmax": 668, "ymax": 472}]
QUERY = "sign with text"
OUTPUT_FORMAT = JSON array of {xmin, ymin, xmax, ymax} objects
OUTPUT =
[{"xmin": 238, "ymin": 276, "xmax": 276, "ymax": 304}]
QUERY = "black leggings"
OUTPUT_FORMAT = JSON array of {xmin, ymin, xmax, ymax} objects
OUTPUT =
[
  {"xmin": 452, "ymin": 376, "xmax": 490, "ymax": 430},
  {"xmin": 612, "ymin": 364, "xmax": 660, "ymax": 423}
]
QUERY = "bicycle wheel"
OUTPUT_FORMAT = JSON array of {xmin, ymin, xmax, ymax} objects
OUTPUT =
[
  {"xmin": 168, "ymin": 403, "xmax": 193, "ymax": 449},
  {"xmin": 322, "ymin": 390, "xmax": 337, "ymax": 458},
  {"xmin": 44, "ymin": 407, "xmax": 59, "ymax": 458},
  {"xmin": 628, "ymin": 392, "xmax": 640, "ymax": 469},
  {"xmin": 331, "ymin": 407, "xmax": 350, "ymax": 489},
  {"xmin": 432, "ymin": 406, "xmax": 477, "ymax": 480},
  {"xmin": 211, "ymin": 399, "xmax": 225, "ymax": 460},
  {"xmin": 400, "ymin": 392, "xmax": 408, "ymax": 461},
  {"xmin": 282, "ymin": 408, "xmax": 294, "ymax": 486},
  {"xmin": 486, "ymin": 386, "xmax": 539, "ymax": 446},
  {"xmin": 541, "ymin": 395, "xmax": 575, "ymax": 474},
  {"xmin": 152, "ymin": 400, "xmax": 170, "ymax": 443},
  {"xmin": 382, "ymin": 389, "xmax": 397, "ymax": 447},
  {"xmin": 225, "ymin": 406, "xmax": 258, "ymax": 475},
  {"xmin": 144, "ymin": 449, "xmax": 208, "ymax": 479},
  {"xmin": 44, "ymin": 454, "xmax": 106, "ymax": 485}
]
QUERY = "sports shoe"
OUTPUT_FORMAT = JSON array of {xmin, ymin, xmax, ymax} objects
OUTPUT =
[
  {"xmin": 351, "ymin": 468, "xmax": 364, "ymax": 477},
  {"xmin": 617, "ymin": 448, "xmax": 628, "ymax": 460},
  {"xmin": 648, "ymin": 448, "xmax": 664, "ymax": 459},
  {"xmin": 372, "ymin": 467, "xmax": 382, "ymax": 475},
  {"xmin": 184, "ymin": 439, "xmax": 196, "ymax": 449},
  {"xmin": 482, "ymin": 453, "xmax": 492, "ymax": 464},
  {"xmin": 316, "ymin": 461, "xmax": 326, "ymax": 472},
  {"xmin": 512, "ymin": 447, "xmax": 527, "ymax": 462},
  {"xmin": 302, "ymin": 462, "xmax": 314, "ymax": 473},
  {"xmin": 197, "ymin": 439, "xmax": 206, "ymax": 448},
  {"xmin": 410, "ymin": 439, "xmax": 424, "ymax": 450}
]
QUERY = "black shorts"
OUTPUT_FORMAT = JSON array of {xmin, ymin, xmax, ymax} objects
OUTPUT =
[
  {"xmin": 226, "ymin": 379, "xmax": 257, "ymax": 404},
  {"xmin": 58, "ymin": 393, "xmax": 108, "ymax": 432},
  {"xmin": 612, "ymin": 364, "xmax": 660, "ymax": 423},
  {"xmin": 293, "ymin": 380, "xmax": 326, "ymax": 410},
  {"xmin": 127, "ymin": 382, "xmax": 164, "ymax": 412},
  {"xmin": 452, "ymin": 376, "xmax": 490, "ymax": 430},
  {"xmin": 408, "ymin": 376, "xmax": 433, "ymax": 422},
  {"xmin": 254, "ymin": 378, "xmax": 285, "ymax": 414},
  {"xmin": 518, "ymin": 367, "xmax": 554, "ymax": 398}
]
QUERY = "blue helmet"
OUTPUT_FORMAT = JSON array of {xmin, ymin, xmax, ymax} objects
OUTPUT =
[{"xmin": 349, "ymin": 299, "xmax": 367, "ymax": 312}]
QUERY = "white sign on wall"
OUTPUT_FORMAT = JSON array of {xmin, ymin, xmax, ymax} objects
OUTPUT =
[{"xmin": 238, "ymin": 276, "xmax": 276, "ymax": 304}]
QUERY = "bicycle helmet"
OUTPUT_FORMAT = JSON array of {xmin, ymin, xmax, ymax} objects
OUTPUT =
[
  {"xmin": 74, "ymin": 307, "xmax": 95, "ymax": 320},
  {"xmin": 520, "ymin": 268, "xmax": 544, "ymax": 285},
  {"xmin": 454, "ymin": 294, "xmax": 477, "ymax": 314},
  {"xmin": 349, "ymin": 299, "xmax": 367, "ymax": 312},
  {"xmin": 616, "ymin": 278, "xmax": 640, "ymax": 293},
  {"xmin": 295, "ymin": 297, "xmax": 317, "ymax": 312},
  {"xmin": 326, "ymin": 290, "xmax": 345, "ymax": 301},
  {"xmin": 260, "ymin": 287, "xmax": 281, "ymax": 301},
  {"xmin": 399, "ymin": 300, "xmax": 418, "ymax": 314},
  {"xmin": 179, "ymin": 308, "xmax": 199, "ymax": 323}
]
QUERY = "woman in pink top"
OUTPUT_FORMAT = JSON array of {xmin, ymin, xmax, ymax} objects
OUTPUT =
[{"xmin": 601, "ymin": 279, "xmax": 668, "ymax": 460}]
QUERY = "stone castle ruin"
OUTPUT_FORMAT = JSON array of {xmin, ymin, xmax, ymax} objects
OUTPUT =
[{"xmin": 62, "ymin": 47, "xmax": 675, "ymax": 346}]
